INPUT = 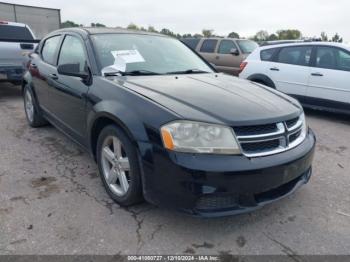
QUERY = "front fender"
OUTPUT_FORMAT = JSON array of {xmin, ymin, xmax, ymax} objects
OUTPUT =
[
  {"xmin": 87, "ymin": 100, "xmax": 149, "ymax": 146},
  {"xmin": 23, "ymin": 70, "xmax": 32, "ymax": 83}
]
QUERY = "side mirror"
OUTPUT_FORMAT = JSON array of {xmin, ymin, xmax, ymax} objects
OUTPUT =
[
  {"xmin": 230, "ymin": 48, "xmax": 240, "ymax": 56},
  {"xmin": 57, "ymin": 63, "xmax": 89, "ymax": 79}
]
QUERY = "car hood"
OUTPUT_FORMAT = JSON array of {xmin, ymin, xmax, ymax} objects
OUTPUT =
[{"xmin": 119, "ymin": 73, "xmax": 302, "ymax": 126}]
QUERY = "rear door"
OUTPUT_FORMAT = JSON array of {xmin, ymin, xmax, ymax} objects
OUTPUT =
[
  {"xmin": 48, "ymin": 34, "xmax": 90, "ymax": 144},
  {"xmin": 31, "ymin": 35, "xmax": 62, "ymax": 111},
  {"xmin": 197, "ymin": 39, "xmax": 218, "ymax": 65},
  {"xmin": 307, "ymin": 45, "xmax": 350, "ymax": 106},
  {"xmin": 215, "ymin": 39, "xmax": 242, "ymax": 75},
  {"xmin": 267, "ymin": 45, "xmax": 312, "ymax": 97}
]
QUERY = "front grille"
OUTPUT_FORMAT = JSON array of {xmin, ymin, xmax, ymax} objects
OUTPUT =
[
  {"xmin": 196, "ymin": 194, "xmax": 238, "ymax": 211},
  {"xmin": 289, "ymin": 130, "xmax": 302, "ymax": 143},
  {"xmin": 286, "ymin": 117, "xmax": 299, "ymax": 128},
  {"xmin": 234, "ymin": 115, "xmax": 305, "ymax": 157},
  {"xmin": 234, "ymin": 123, "xmax": 277, "ymax": 136},
  {"xmin": 241, "ymin": 139, "xmax": 280, "ymax": 153}
]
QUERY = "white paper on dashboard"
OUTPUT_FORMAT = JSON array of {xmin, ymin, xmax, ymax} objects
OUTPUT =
[{"xmin": 111, "ymin": 50, "xmax": 145, "ymax": 64}]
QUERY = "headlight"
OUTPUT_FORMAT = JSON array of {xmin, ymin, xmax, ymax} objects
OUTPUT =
[
  {"xmin": 160, "ymin": 121, "xmax": 241, "ymax": 154},
  {"xmin": 300, "ymin": 112, "xmax": 307, "ymax": 140}
]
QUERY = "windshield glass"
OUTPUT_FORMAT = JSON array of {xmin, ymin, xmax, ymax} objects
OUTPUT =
[
  {"xmin": 91, "ymin": 33, "xmax": 213, "ymax": 75},
  {"xmin": 237, "ymin": 40, "xmax": 258, "ymax": 54}
]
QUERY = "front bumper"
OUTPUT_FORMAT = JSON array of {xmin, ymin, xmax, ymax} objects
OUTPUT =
[
  {"xmin": 140, "ymin": 128, "xmax": 316, "ymax": 217},
  {"xmin": 0, "ymin": 65, "xmax": 24, "ymax": 83}
]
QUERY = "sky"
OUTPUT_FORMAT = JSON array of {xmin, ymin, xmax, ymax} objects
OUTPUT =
[{"xmin": 2, "ymin": 0, "xmax": 350, "ymax": 42}]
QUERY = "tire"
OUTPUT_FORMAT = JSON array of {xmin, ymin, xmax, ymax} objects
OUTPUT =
[
  {"xmin": 96, "ymin": 125, "xmax": 143, "ymax": 206},
  {"xmin": 23, "ymin": 85, "xmax": 48, "ymax": 127},
  {"xmin": 12, "ymin": 80, "xmax": 22, "ymax": 86}
]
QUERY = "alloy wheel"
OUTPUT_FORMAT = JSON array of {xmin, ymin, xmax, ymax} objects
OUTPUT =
[
  {"xmin": 101, "ymin": 135, "xmax": 131, "ymax": 196},
  {"xmin": 25, "ymin": 89, "xmax": 34, "ymax": 123}
]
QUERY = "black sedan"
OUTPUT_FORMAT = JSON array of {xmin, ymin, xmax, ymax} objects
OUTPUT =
[{"xmin": 23, "ymin": 28, "xmax": 316, "ymax": 217}]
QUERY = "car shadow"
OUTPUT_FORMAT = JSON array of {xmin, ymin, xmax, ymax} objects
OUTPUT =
[
  {"xmin": 0, "ymin": 83, "xmax": 22, "ymax": 100},
  {"xmin": 304, "ymin": 108, "xmax": 350, "ymax": 125}
]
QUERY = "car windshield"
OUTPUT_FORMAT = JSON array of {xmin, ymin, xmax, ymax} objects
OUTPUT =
[
  {"xmin": 91, "ymin": 33, "xmax": 213, "ymax": 75},
  {"xmin": 237, "ymin": 40, "xmax": 259, "ymax": 54}
]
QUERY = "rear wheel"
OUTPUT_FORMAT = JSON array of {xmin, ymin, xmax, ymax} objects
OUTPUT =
[
  {"xmin": 96, "ymin": 125, "xmax": 143, "ymax": 206},
  {"xmin": 23, "ymin": 85, "xmax": 48, "ymax": 127}
]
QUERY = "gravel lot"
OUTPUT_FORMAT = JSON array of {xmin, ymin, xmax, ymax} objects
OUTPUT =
[{"xmin": 0, "ymin": 83, "xmax": 349, "ymax": 255}]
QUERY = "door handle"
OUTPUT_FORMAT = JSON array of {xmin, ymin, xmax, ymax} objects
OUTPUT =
[
  {"xmin": 311, "ymin": 72, "xmax": 323, "ymax": 77},
  {"xmin": 215, "ymin": 56, "xmax": 220, "ymax": 59},
  {"xmin": 270, "ymin": 67, "xmax": 279, "ymax": 71},
  {"xmin": 49, "ymin": 73, "xmax": 58, "ymax": 80}
]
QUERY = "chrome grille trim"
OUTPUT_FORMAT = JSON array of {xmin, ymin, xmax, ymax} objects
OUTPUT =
[
  {"xmin": 234, "ymin": 114, "xmax": 305, "ymax": 158},
  {"xmin": 236, "ymin": 123, "xmax": 285, "ymax": 141}
]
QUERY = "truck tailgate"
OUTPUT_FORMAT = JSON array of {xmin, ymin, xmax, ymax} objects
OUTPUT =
[{"xmin": 0, "ymin": 41, "xmax": 36, "ymax": 67}]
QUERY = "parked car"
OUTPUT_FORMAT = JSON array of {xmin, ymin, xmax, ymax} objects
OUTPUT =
[
  {"xmin": 23, "ymin": 28, "xmax": 315, "ymax": 217},
  {"xmin": 239, "ymin": 42, "xmax": 350, "ymax": 114},
  {"xmin": 0, "ymin": 21, "xmax": 39, "ymax": 85},
  {"xmin": 260, "ymin": 40, "xmax": 306, "ymax": 46},
  {"xmin": 181, "ymin": 37, "xmax": 258, "ymax": 76}
]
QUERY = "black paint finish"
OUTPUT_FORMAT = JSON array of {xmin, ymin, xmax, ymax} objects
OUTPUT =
[{"xmin": 23, "ymin": 28, "xmax": 316, "ymax": 216}]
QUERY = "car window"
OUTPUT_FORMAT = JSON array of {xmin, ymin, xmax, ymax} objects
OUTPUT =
[
  {"xmin": 237, "ymin": 40, "xmax": 258, "ymax": 54},
  {"xmin": 42, "ymin": 36, "xmax": 61, "ymax": 65},
  {"xmin": 277, "ymin": 46, "xmax": 312, "ymax": 66},
  {"xmin": 200, "ymin": 39, "xmax": 218, "ymax": 53},
  {"xmin": 316, "ymin": 46, "xmax": 350, "ymax": 71},
  {"xmin": 337, "ymin": 49, "xmax": 350, "ymax": 71},
  {"xmin": 182, "ymin": 38, "xmax": 200, "ymax": 50},
  {"xmin": 218, "ymin": 40, "xmax": 237, "ymax": 54},
  {"xmin": 58, "ymin": 35, "xmax": 87, "ymax": 72},
  {"xmin": 0, "ymin": 25, "xmax": 34, "ymax": 40},
  {"xmin": 260, "ymin": 48, "xmax": 276, "ymax": 61}
]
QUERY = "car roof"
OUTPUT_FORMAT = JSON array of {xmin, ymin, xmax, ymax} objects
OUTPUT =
[
  {"xmin": 258, "ymin": 41, "xmax": 350, "ymax": 51},
  {"xmin": 0, "ymin": 21, "xmax": 26, "ymax": 27},
  {"xmin": 50, "ymin": 27, "xmax": 166, "ymax": 38},
  {"xmin": 182, "ymin": 37, "xmax": 245, "ymax": 41}
]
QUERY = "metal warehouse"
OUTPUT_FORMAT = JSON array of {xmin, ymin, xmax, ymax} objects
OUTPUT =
[{"xmin": 0, "ymin": 2, "xmax": 61, "ymax": 38}]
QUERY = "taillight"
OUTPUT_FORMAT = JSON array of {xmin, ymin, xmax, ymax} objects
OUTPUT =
[
  {"xmin": 239, "ymin": 62, "xmax": 248, "ymax": 74},
  {"xmin": 0, "ymin": 21, "xmax": 8, "ymax": 25}
]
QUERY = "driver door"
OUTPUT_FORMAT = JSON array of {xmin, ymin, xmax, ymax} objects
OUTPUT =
[{"xmin": 48, "ymin": 34, "xmax": 90, "ymax": 144}]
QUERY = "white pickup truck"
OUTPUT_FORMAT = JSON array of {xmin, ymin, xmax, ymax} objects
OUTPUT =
[{"xmin": 0, "ymin": 21, "xmax": 39, "ymax": 85}]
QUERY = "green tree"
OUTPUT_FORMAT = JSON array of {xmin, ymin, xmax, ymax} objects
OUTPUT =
[
  {"xmin": 320, "ymin": 32, "xmax": 328, "ymax": 41},
  {"xmin": 253, "ymin": 30, "xmax": 269, "ymax": 42},
  {"xmin": 182, "ymin": 33, "xmax": 192, "ymax": 38},
  {"xmin": 276, "ymin": 29, "xmax": 302, "ymax": 40},
  {"xmin": 91, "ymin": 23, "xmax": 106, "ymax": 28},
  {"xmin": 331, "ymin": 33, "xmax": 343, "ymax": 43},
  {"xmin": 202, "ymin": 29, "xmax": 214, "ymax": 37},
  {"xmin": 160, "ymin": 28, "xmax": 176, "ymax": 37},
  {"xmin": 228, "ymin": 32, "xmax": 240, "ymax": 39},
  {"xmin": 61, "ymin": 20, "xmax": 80, "ymax": 28},
  {"xmin": 127, "ymin": 23, "xmax": 139, "ymax": 30},
  {"xmin": 268, "ymin": 34, "xmax": 278, "ymax": 41},
  {"xmin": 147, "ymin": 26, "xmax": 158, "ymax": 33}
]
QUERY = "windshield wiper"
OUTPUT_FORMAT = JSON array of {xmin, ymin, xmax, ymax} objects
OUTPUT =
[
  {"xmin": 103, "ymin": 69, "xmax": 162, "ymax": 77},
  {"xmin": 123, "ymin": 70, "xmax": 163, "ymax": 76},
  {"xmin": 166, "ymin": 69, "xmax": 210, "ymax": 75}
]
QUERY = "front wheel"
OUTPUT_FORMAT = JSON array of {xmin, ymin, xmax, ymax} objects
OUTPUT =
[
  {"xmin": 96, "ymin": 125, "xmax": 143, "ymax": 206},
  {"xmin": 23, "ymin": 85, "xmax": 48, "ymax": 127}
]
